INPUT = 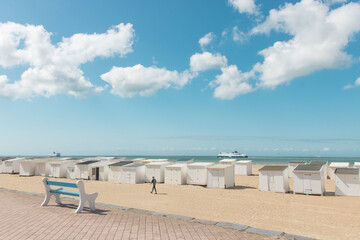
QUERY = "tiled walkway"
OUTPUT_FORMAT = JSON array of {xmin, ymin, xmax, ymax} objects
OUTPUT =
[{"xmin": 0, "ymin": 190, "xmax": 282, "ymax": 240}]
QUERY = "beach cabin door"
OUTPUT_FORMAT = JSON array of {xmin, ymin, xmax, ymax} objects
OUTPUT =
[
  {"xmin": 54, "ymin": 165, "xmax": 61, "ymax": 177},
  {"xmin": 268, "ymin": 172, "xmax": 276, "ymax": 191},
  {"xmin": 211, "ymin": 170, "xmax": 220, "ymax": 188},
  {"xmin": 303, "ymin": 174, "xmax": 312, "ymax": 194},
  {"xmin": 80, "ymin": 165, "xmax": 88, "ymax": 179}
]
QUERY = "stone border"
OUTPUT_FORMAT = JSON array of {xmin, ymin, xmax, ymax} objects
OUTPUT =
[{"xmin": 0, "ymin": 187, "xmax": 317, "ymax": 240}]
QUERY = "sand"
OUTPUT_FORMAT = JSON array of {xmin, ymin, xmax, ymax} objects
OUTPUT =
[{"xmin": 1, "ymin": 164, "xmax": 359, "ymax": 240}]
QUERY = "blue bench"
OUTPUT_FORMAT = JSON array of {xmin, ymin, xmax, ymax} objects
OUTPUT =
[{"xmin": 41, "ymin": 177, "xmax": 98, "ymax": 213}]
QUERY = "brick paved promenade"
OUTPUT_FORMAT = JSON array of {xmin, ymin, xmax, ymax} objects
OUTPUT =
[{"xmin": 0, "ymin": 191, "xmax": 285, "ymax": 240}]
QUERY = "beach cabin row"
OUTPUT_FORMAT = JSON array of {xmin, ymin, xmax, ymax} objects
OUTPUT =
[
  {"xmin": 219, "ymin": 159, "xmax": 252, "ymax": 176},
  {"xmin": 259, "ymin": 164, "xmax": 326, "ymax": 195}
]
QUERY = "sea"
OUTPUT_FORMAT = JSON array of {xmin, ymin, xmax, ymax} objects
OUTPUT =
[{"xmin": 42, "ymin": 155, "xmax": 360, "ymax": 166}]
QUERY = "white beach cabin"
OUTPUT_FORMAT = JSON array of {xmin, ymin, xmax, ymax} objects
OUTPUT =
[
  {"xmin": 235, "ymin": 160, "xmax": 252, "ymax": 176},
  {"xmin": 66, "ymin": 162, "xmax": 78, "ymax": 180},
  {"xmin": 75, "ymin": 160, "xmax": 99, "ymax": 180},
  {"xmin": 354, "ymin": 162, "xmax": 360, "ymax": 168},
  {"xmin": 309, "ymin": 161, "xmax": 328, "ymax": 179},
  {"xmin": 175, "ymin": 158, "xmax": 194, "ymax": 164},
  {"xmin": 335, "ymin": 168, "xmax": 360, "ymax": 197},
  {"xmin": 164, "ymin": 164, "xmax": 188, "ymax": 185},
  {"xmin": 288, "ymin": 161, "xmax": 307, "ymax": 178},
  {"xmin": 187, "ymin": 162, "xmax": 214, "ymax": 185},
  {"xmin": 258, "ymin": 165, "xmax": 289, "ymax": 193},
  {"xmin": 0, "ymin": 157, "xmax": 13, "ymax": 173},
  {"xmin": 19, "ymin": 159, "xmax": 36, "ymax": 176},
  {"xmin": 48, "ymin": 160, "xmax": 76, "ymax": 178},
  {"xmin": 219, "ymin": 159, "xmax": 237, "ymax": 165},
  {"xmin": 329, "ymin": 162, "xmax": 350, "ymax": 180},
  {"xmin": 120, "ymin": 163, "xmax": 146, "ymax": 184},
  {"xmin": 207, "ymin": 164, "xmax": 235, "ymax": 189},
  {"xmin": 3, "ymin": 158, "xmax": 24, "ymax": 174},
  {"xmin": 33, "ymin": 158, "xmax": 53, "ymax": 176},
  {"xmin": 89, "ymin": 161, "xmax": 117, "ymax": 181},
  {"xmin": 108, "ymin": 161, "xmax": 133, "ymax": 182},
  {"xmin": 293, "ymin": 164, "xmax": 325, "ymax": 196},
  {"xmin": 145, "ymin": 162, "xmax": 171, "ymax": 183}
]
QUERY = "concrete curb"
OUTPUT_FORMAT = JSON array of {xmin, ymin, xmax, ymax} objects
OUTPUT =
[
  {"xmin": 0, "ymin": 187, "xmax": 318, "ymax": 240},
  {"xmin": 283, "ymin": 233, "xmax": 318, "ymax": 240},
  {"xmin": 245, "ymin": 227, "xmax": 284, "ymax": 237}
]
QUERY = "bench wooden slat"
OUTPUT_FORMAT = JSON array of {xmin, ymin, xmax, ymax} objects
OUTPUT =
[
  {"xmin": 46, "ymin": 180, "xmax": 78, "ymax": 188},
  {"xmin": 50, "ymin": 189, "xmax": 80, "ymax": 197}
]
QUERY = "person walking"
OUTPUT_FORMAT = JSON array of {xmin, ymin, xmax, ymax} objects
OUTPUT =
[{"xmin": 150, "ymin": 176, "xmax": 157, "ymax": 194}]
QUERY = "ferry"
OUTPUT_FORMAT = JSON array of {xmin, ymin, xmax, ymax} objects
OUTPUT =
[
  {"xmin": 217, "ymin": 151, "xmax": 248, "ymax": 158},
  {"xmin": 49, "ymin": 152, "xmax": 61, "ymax": 157}
]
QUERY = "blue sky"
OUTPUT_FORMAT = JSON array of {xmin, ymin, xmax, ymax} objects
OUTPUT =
[{"xmin": 0, "ymin": 0, "xmax": 360, "ymax": 157}]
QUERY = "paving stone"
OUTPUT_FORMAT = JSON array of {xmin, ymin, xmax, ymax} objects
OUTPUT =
[
  {"xmin": 246, "ymin": 227, "xmax": 284, "ymax": 236},
  {"xmin": 0, "ymin": 188, "xmax": 292, "ymax": 240}
]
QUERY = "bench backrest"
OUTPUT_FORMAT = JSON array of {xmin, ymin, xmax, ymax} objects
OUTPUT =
[{"xmin": 46, "ymin": 179, "xmax": 78, "ymax": 189}]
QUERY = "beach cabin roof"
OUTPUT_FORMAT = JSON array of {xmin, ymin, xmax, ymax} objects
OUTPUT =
[
  {"xmin": 335, "ymin": 168, "xmax": 359, "ymax": 175},
  {"xmin": 77, "ymin": 160, "xmax": 98, "ymax": 165},
  {"xmin": 146, "ymin": 162, "xmax": 171, "ymax": 166},
  {"xmin": 109, "ymin": 161, "xmax": 133, "ymax": 167},
  {"xmin": 132, "ymin": 158, "xmax": 146, "ymax": 161},
  {"xmin": 219, "ymin": 159, "xmax": 237, "ymax": 163},
  {"xmin": 329, "ymin": 162, "xmax": 350, "ymax": 167},
  {"xmin": 309, "ymin": 161, "xmax": 327, "ymax": 165},
  {"xmin": 123, "ymin": 163, "xmax": 144, "ymax": 168},
  {"xmin": 176, "ymin": 157, "xmax": 194, "ymax": 162},
  {"xmin": 236, "ymin": 160, "xmax": 252, "ymax": 164},
  {"xmin": 90, "ymin": 161, "xmax": 116, "ymax": 168},
  {"xmin": 208, "ymin": 164, "xmax": 232, "ymax": 169},
  {"xmin": 166, "ymin": 163, "xmax": 186, "ymax": 168},
  {"xmin": 293, "ymin": 164, "xmax": 322, "ymax": 172},
  {"xmin": 289, "ymin": 161, "xmax": 307, "ymax": 164},
  {"xmin": 259, "ymin": 165, "xmax": 287, "ymax": 171},
  {"xmin": 188, "ymin": 162, "xmax": 213, "ymax": 167},
  {"xmin": 144, "ymin": 159, "xmax": 168, "ymax": 163}
]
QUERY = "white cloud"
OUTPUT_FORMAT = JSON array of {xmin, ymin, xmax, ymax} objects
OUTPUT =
[
  {"xmin": 251, "ymin": 0, "xmax": 360, "ymax": 89},
  {"xmin": 199, "ymin": 32, "xmax": 215, "ymax": 50},
  {"xmin": 322, "ymin": 147, "xmax": 330, "ymax": 151},
  {"xmin": 232, "ymin": 26, "xmax": 247, "ymax": 43},
  {"xmin": 190, "ymin": 52, "xmax": 228, "ymax": 72},
  {"xmin": 101, "ymin": 64, "xmax": 194, "ymax": 98},
  {"xmin": 210, "ymin": 65, "xmax": 254, "ymax": 100},
  {"xmin": 0, "ymin": 22, "xmax": 135, "ymax": 100},
  {"xmin": 228, "ymin": 0, "xmax": 258, "ymax": 15},
  {"xmin": 344, "ymin": 77, "xmax": 360, "ymax": 90}
]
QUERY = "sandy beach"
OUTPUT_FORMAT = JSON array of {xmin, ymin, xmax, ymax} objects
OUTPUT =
[{"xmin": 1, "ymin": 164, "xmax": 359, "ymax": 240}]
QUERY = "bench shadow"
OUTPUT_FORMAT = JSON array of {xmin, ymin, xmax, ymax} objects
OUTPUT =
[
  {"xmin": 155, "ymin": 193, "xmax": 167, "ymax": 195},
  {"xmin": 56, "ymin": 204, "xmax": 110, "ymax": 215}
]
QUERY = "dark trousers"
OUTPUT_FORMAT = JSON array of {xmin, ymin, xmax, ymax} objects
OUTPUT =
[{"xmin": 151, "ymin": 185, "xmax": 157, "ymax": 193}]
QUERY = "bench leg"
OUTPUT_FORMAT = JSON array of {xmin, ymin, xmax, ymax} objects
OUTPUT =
[
  {"xmin": 75, "ymin": 199, "xmax": 85, "ymax": 214},
  {"xmin": 54, "ymin": 194, "xmax": 62, "ymax": 205},
  {"xmin": 42, "ymin": 193, "xmax": 62, "ymax": 206},
  {"xmin": 88, "ymin": 193, "xmax": 98, "ymax": 211},
  {"xmin": 41, "ymin": 193, "xmax": 51, "ymax": 206}
]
